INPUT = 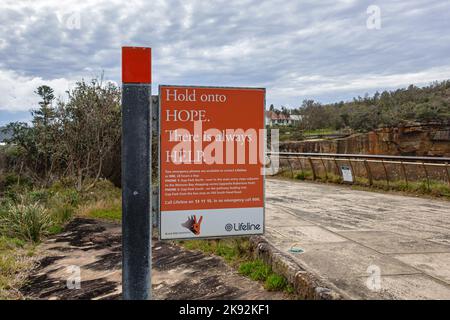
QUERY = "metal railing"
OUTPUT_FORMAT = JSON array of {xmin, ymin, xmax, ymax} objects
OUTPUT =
[{"xmin": 267, "ymin": 152, "xmax": 450, "ymax": 188}]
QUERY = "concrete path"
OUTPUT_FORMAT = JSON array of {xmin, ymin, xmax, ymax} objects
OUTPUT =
[{"xmin": 265, "ymin": 178, "xmax": 450, "ymax": 300}]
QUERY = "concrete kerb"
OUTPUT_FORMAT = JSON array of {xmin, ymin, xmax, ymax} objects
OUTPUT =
[{"xmin": 249, "ymin": 236, "xmax": 350, "ymax": 300}]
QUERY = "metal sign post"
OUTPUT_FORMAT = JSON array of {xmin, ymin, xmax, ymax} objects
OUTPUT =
[{"xmin": 121, "ymin": 47, "xmax": 152, "ymax": 300}]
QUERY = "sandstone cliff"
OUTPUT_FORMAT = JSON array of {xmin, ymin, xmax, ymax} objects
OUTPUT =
[{"xmin": 280, "ymin": 123, "xmax": 450, "ymax": 157}]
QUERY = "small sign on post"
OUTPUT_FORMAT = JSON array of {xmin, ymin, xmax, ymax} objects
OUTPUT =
[
  {"xmin": 340, "ymin": 165, "xmax": 353, "ymax": 183},
  {"xmin": 159, "ymin": 86, "xmax": 265, "ymax": 240}
]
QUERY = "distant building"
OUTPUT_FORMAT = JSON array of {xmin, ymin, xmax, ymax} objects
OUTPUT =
[
  {"xmin": 289, "ymin": 114, "xmax": 302, "ymax": 126},
  {"xmin": 265, "ymin": 111, "xmax": 302, "ymax": 126}
]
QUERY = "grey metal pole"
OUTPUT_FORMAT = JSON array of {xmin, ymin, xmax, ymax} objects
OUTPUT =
[{"xmin": 121, "ymin": 47, "xmax": 152, "ymax": 300}]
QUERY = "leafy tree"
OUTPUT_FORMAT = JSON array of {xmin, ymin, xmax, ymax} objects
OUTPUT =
[
  {"xmin": 32, "ymin": 85, "xmax": 57, "ymax": 179},
  {"xmin": 4, "ymin": 78, "xmax": 121, "ymax": 190}
]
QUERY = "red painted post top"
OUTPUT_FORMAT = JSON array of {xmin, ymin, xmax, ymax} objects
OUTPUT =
[{"xmin": 122, "ymin": 47, "xmax": 152, "ymax": 84}]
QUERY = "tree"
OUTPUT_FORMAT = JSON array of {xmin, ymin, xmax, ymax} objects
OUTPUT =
[
  {"xmin": 31, "ymin": 85, "xmax": 57, "ymax": 181},
  {"xmin": 57, "ymin": 79, "xmax": 121, "ymax": 190},
  {"xmin": 4, "ymin": 78, "xmax": 121, "ymax": 190}
]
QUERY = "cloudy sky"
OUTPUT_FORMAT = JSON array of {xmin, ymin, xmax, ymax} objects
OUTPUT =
[{"xmin": 1, "ymin": 0, "xmax": 450, "ymax": 125}]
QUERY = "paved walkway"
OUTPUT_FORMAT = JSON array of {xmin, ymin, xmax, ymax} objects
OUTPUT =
[{"xmin": 265, "ymin": 178, "xmax": 450, "ymax": 299}]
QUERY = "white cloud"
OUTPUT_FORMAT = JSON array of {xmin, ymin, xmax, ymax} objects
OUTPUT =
[
  {"xmin": 0, "ymin": 69, "xmax": 74, "ymax": 111},
  {"xmin": 269, "ymin": 65, "xmax": 450, "ymax": 101},
  {"xmin": 0, "ymin": 0, "xmax": 450, "ymax": 113}
]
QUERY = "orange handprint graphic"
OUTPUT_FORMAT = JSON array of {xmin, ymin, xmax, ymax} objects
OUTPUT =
[{"xmin": 181, "ymin": 215, "xmax": 203, "ymax": 235}]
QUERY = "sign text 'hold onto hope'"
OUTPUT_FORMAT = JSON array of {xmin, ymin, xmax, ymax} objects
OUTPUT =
[{"xmin": 163, "ymin": 87, "xmax": 266, "ymax": 165}]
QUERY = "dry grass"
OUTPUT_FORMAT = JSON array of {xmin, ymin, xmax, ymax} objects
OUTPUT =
[
  {"xmin": 277, "ymin": 168, "xmax": 450, "ymax": 200},
  {"xmin": 77, "ymin": 197, "xmax": 121, "ymax": 221},
  {"xmin": 0, "ymin": 179, "xmax": 121, "ymax": 299},
  {"xmin": 0, "ymin": 237, "xmax": 37, "ymax": 299}
]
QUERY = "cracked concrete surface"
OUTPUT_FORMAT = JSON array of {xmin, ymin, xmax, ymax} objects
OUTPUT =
[{"xmin": 264, "ymin": 178, "xmax": 450, "ymax": 299}]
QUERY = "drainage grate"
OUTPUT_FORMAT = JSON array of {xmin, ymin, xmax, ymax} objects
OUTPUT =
[{"xmin": 288, "ymin": 244, "xmax": 305, "ymax": 254}]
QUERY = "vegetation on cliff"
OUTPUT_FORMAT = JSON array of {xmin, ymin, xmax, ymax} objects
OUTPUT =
[{"xmin": 281, "ymin": 80, "xmax": 450, "ymax": 132}]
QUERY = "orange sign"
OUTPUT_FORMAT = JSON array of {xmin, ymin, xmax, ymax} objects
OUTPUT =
[{"xmin": 159, "ymin": 86, "xmax": 265, "ymax": 239}]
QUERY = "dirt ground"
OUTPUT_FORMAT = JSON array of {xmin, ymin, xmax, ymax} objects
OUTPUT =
[{"xmin": 19, "ymin": 218, "xmax": 289, "ymax": 300}]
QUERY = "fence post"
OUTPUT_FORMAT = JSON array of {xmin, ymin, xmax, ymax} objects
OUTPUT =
[
  {"xmin": 308, "ymin": 157, "xmax": 316, "ymax": 180},
  {"xmin": 320, "ymin": 158, "xmax": 328, "ymax": 180},
  {"xmin": 400, "ymin": 161, "xmax": 408, "ymax": 186},
  {"xmin": 445, "ymin": 162, "xmax": 450, "ymax": 187},
  {"xmin": 286, "ymin": 157, "xmax": 294, "ymax": 178},
  {"xmin": 348, "ymin": 159, "xmax": 355, "ymax": 183},
  {"xmin": 422, "ymin": 162, "xmax": 430, "ymax": 190},
  {"xmin": 364, "ymin": 160, "xmax": 373, "ymax": 186},
  {"xmin": 381, "ymin": 159, "xmax": 389, "ymax": 188},
  {"xmin": 297, "ymin": 156, "xmax": 304, "ymax": 175},
  {"xmin": 333, "ymin": 158, "xmax": 340, "ymax": 176}
]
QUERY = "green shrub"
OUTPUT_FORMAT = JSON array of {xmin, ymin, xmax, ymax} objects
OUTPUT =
[
  {"xmin": 28, "ymin": 189, "xmax": 52, "ymax": 203},
  {"xmin": 215, "ymin": 242, "xmax": 238, "ymax": 262},
  {"xmin": 0, "ymin": 196, "xmax": 52, "ymax": 243},
  {"xmin": 61, "ymin": 189, "xmax": 80, "ymax": 207},
  {"xmin": 88, "ymin": 207, "xmax": 121, "ymax": 221},
  {"xmin": 429, "ymin": 181, "xmax": 450, "ymax": 197},
  {"xmin": 233, "ymin": 238, "xmax": 251, "ymax": 257},
  {"xmin": 47, "ymin": 225, "xmax": 64, "ymax": 235},
  {"xmin": 48, "ymin": 190, "xmax": 78, "ymax": 224},
  {"xmin": 238, "ymin": 260, "xmax": 271, "ymax": 281},
  {"xmin": 2, "ymin": 183, "xmax": 29, "ymax": 203},
  {"xmin": 239, "ymin": 259, "xmax": 291, "ymax": 292},
  {"xmin": 80, "ymin": 179, "xmax": 120, "ymax": 203},
  {"xmin": 180, "ymin": 238, "xmax": 251, "ymax": 265},
  {"xmin": 295, "ymin": 172, "xmax": 307, "ymax": 180},
  {"xmin": 180, "ymin": 240, "xmax": 292, "ymax": 294},
  {"xmin": 265, "ymin": 274, "xmax": 288, "ymax": 291},
  {"xmin": 51, "ymin": 204, "xmax": 75, "ymax": 225},
  {"xmin": 0, "ymin": 236, "xmax": 34, "ymax": 299}
]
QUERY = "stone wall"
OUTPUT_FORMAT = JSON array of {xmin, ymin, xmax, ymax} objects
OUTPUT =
[{"xmin": 280, "ymin": 122, "xmax": 450, "ymax": 157}]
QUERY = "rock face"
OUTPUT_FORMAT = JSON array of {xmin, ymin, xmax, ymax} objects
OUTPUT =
[
  {"xmin": 280, "ymin": 123, "xmax": 450, "ymax": 157},
  {"xmin": 20, "ymin": 218, "xmax": 289, "ymax": 300}
]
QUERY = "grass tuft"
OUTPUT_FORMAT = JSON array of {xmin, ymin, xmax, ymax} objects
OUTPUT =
[
  {"xmin": 238, "ymin": 259, "xmax": 292, "ymax": 292},
  {"xmin": 0, "ymin": 236, "xmax": 35, "ymax": 299},
  {"xmin": 87, "ymin": 207, "xmax": 121, "ymax": 221},
  {"xmin": 238, "ymin": 260, "xmax": 271, "ymax": 281},
  {"xmin": 0, "ymin": 196, "xmax": 51, "ymax": 243},
  {"xmin": 265, "ymin": 274, "xmax": 288, "ymax": 291},
  {"xmin": 279, "ymin": 169, "xmax": 450, "ymax": 200},
  {"xmin": 181, "ymin": 238, "xmax": 249, "ymax": 264},
  {"xmin": 180, "ymin": 239, "xmax": 293, "ymax": 294}
]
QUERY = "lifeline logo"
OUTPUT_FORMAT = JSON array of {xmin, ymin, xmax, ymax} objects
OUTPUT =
[{"xmin": 225, "ymin": 222, "xmax": 261, "ymax": 232}]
